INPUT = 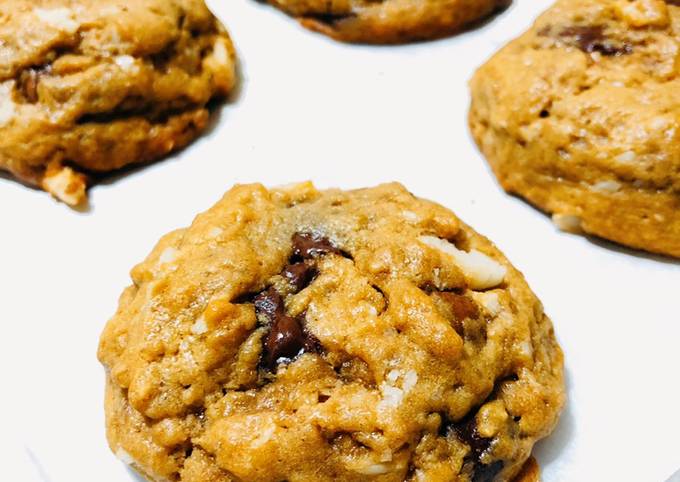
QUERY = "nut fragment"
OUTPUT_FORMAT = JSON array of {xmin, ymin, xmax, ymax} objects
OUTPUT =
[
  {"xmin": 419, "ymin": 236, "xmax": 507, "ymax": 290},
  {"xmin": 190, "ymin": 317, "xmax": 208, "ymax": 335},
  {"xmin": 34, "ymin": 7, "xmax": 79, "ymax": 33},
  {"xmin": 115, "ymin": 447, "xmax": 135, "ymax": 465},
  {"xmin": 552, "ymin": 213, "xmax": 584, "ymax": 234},
  {"xmin": 41, "ymin": 166, "xmax": 86, "ymax": 206},
  {"xmin": 592, "ymin": 180, "xmax": 622, "ymax": 193},
  {"xmin": 617, "ymin": 0, "xmax": 669, "ymax": 27}
]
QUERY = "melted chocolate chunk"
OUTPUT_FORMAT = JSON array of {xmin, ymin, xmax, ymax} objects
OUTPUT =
[
  {"xmin": 292, "ymin": 233, "xmax": 344, "ymax": 260},
  {"xmin": 264, "ymin": 314, "xmax": 305, "ymax": 366},
  {"xmin": 282, "ymin": 262, "xmax": 317, "ymax": 292},
  {"xmin": 452, "ymin": 416, "xmax": 493, "ymax": 459},
  {"xmin": 262, "ymin": 312, "xmax": 319, "ymax": 371},
  {"xmin": 666, "ymin": 0, "xmax": 680, "ymax": 6},
  {"xmin": 447, "ymin": 414, "xmax": 507, "ymax": 482},
  {"xmin": 18, "ymin": 65, "xmax": 52, "ymax": 103},
  {"xmin": 558, "ymin": 25, "xmax": 632, "ymax": 56},
  {"xmin": 254, "ymin": 287, "xmax": 284, "ymax": 323},
  {"xmin": 440, "ymin": 412, "xmax": 504, "ymax": 480},
  {"xmin": 472, "ymin": 460, "xmax": 504, "ymax": 482},
  {"xmin": 255, "ymin": 287, "xmax": 319, "ymax": 371}
]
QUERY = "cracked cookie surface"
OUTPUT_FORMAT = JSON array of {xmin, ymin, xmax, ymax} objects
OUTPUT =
[
  {"xmin": 470, "ymin": 0, "xmax": 680, "ymax": 257},
  {"xmin": 264, "ymin": 0, "xmax": 510, "ymax": 44},
  {"xmin": 0, "ymin": 0, "xmax": 236, "ymax": 205},
  {"xmin": 98, "ymin": 182, "xmax": 564, "ymax": 482}
]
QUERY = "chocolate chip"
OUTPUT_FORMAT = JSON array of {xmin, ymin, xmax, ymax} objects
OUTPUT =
[
  {"xmin": 18, "ymin": 65, "xmax": 51, "ymax": 103},
  {"xmin": 666, "ymin": 0, "xmax": 680, "ymax": 6},
  {"xmin": 292, "ymin": 233, "xmax": 344, "ymax": 260},
  {"xmin": 262, "ymin": 312, "xmax": 318, "ymax": 371},
  {"xmin": 472, "ymin": 460, "xmax": 504, "ymax": 482},
  {"xmin": 447, "ymin": 416, "xmax": 504, "ymax": 482},
  {"xmin": 282, "ymin": 262, "xmax": 317, "ymax": 292},
  {"xmin": 452, "ymin": 416, "xmax": 493, "ymax": 459},
  {"xmin": 254, "ymin": 287, "xmax": 320, "ymax": 371},
  {"xmin": 263, "ymin": 314, "xmax": 304, "ymax": 366},
  {"xmin": 559, "ymin": 25, "xmax": 632, "ymax": 56}
]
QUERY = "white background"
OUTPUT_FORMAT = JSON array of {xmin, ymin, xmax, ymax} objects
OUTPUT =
[{"xmin": 2, "ymin": 0, "xmax": 679, "ymax": 480}]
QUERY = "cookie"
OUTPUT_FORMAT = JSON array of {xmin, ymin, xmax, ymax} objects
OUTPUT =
[
  {"xmin": 98, "ymin": 182, "xmax": 565, "ymax": 482},
  {"xmin": 0, "ymin": 0, "xmax": 236, "ymax": 205},
  {"xmin": 264, "ymin": 0, "xmax": 511, "ymax": 44},
  {"xmin": 469, "ymin": 0, "xmax": 680, "ymax": 258}
]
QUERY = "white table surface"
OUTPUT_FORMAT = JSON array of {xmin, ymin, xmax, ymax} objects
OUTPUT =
[{"xmin": 2, "ymin": 0, "xmax": 679, "ymax": 480}]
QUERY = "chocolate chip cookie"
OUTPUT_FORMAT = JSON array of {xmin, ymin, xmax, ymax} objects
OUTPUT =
[
  {"xmin": 0, "ymin": 0, "xmax": 236, "ymax": 205},
  {"xmin": 470, "ymin": 0, "xmax": 680, "ymax": 257},
  {"xmin": 264, "ymin": 0, "xmax": 510, "ymax": 44},
  {"xmin": 98, "ymin": 182, "xmax": 565, "ymax": 482}
]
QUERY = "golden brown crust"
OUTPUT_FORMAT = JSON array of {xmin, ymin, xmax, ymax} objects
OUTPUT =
[
  {"xmin": 267, "ymin": 0, "xmax": 510, "ymax": 44},
  {"xmin": 469, "ymin": 0, "xmax": 680, "ymax": 258},
  {"xmin": 98, "ymin": 182, "xmax": 565, "ymax": 482},
  {"xmin": 0, "ymin": 0, "xmax": 237, "ymax": 205}
]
